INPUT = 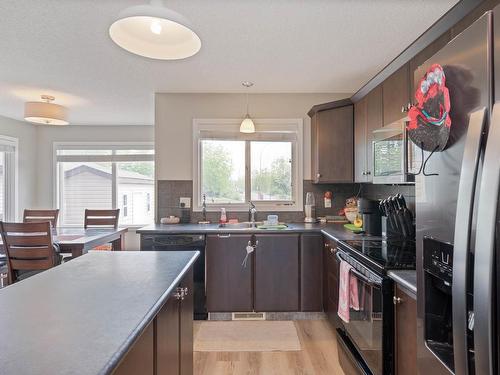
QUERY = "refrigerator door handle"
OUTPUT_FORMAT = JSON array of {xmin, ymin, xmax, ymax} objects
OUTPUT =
[
  {"xmin": 474, "ymin": 103, "xmax": 500, "ymax": 375},
  {"xmin": 452, "ymin": 107, "xmax": 486, "ymax": 375}
]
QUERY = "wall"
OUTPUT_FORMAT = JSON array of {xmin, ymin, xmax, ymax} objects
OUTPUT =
[
  {"xmin": 0, "ymin": 115, "xmax": 37, "ymax": 218},
  {"xmin": 155, "ymin": 93, "xmax": 350, "ymax": 181}
]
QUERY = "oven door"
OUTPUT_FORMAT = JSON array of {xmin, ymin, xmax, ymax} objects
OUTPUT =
[
  {"xmin": 372, "ymin": 122, "xmax": 416, "ymax": 184},
  {"xmin": 338, "ymin": 256, "xmax": 385, "ymax": 375}
]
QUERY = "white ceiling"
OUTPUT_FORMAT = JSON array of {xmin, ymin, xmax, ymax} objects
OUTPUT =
[{"xmin": 0, "ymin": 0, "xmax": 459, "ymax": 125}]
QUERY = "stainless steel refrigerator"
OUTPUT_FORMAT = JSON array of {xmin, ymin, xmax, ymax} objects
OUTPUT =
[{"xmin": 415, "ymin": 7, "xmax": 500, "ymax": 375}]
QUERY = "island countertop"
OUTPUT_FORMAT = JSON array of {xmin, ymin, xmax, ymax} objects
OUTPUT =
[{"xmin": 0, "ymin": 251, "xmax": 199, "ymax": 375}]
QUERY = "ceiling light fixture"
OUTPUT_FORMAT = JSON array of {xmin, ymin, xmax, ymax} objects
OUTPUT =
[
  {"xmin": 109, "ymin": 0, "xmax": 201, "ymax": 60},
  {"xmin": 240, "ymin": 81, "xmax": 255, "ymax": 134},
  {"xmin": 24, "ymin": 95, "xmax": 69, "ymax": 125}
]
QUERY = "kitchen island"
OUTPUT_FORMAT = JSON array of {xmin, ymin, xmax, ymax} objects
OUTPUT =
[{"xmin": 0, "ymin": 250, "xmax": 199, "ymax": 375}]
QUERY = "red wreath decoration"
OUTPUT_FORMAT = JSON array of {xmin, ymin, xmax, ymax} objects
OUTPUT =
[{"xmin": 407, "ymin": 64, "xmax": 451, "ymax": 152}]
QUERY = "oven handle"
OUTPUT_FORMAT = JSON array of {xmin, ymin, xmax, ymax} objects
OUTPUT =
[{"xmin": 336, "ymin": 251, "xmax": 380, "ymax": 286}]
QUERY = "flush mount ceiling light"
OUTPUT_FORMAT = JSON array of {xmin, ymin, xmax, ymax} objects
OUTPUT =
[
  {"xmin": 109, "ymin": 0, "xmax": 201, "ymax": 60},
  {"xmin": 240, "ymin": 81, "xmax": 255, "ymax": 134},
  {"xmin": 24, "ymin": 95, "xmax": 69, "ymax": 125}
]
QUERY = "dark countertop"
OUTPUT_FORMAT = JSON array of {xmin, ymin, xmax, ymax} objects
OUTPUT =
[
  {"xmin": 0, "ymin": 251, "xmax": 199, "ymax": 375},
  {"xmin": 388, "ymin": 270, "xmax": 417, "ymax": 295},
  {"xmin": 137, "ymin": 222, "xmax": 370, "ymax": 242}
]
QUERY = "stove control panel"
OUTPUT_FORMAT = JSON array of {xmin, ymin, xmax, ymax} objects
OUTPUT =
[{"xmin": 423, "ymin": 237, "xmax": 454, "ymax": 284}]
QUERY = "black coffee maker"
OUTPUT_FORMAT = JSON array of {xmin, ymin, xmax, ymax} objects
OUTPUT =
[{"xmin": 358, "ymin": 198, "xmax": 382, "ymax": 236}]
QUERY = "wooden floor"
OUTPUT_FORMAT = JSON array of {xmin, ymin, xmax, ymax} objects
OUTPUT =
[{"xmin": 194, "ymin": 320, "xmax": 346, "ymax": 375}]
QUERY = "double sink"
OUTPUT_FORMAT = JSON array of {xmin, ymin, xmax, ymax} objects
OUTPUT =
[{"xmin": 217, "ymin": 222, "xmax": 290, "ymax": 230}]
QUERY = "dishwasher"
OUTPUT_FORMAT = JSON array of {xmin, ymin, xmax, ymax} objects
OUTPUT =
[{"xmin": 140, "ymin": 234, "xmax": 207, "ymax": 320}]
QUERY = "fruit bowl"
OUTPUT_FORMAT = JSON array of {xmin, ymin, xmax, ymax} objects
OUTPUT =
[{"xmin": 344, "ymin": 207, "xmax": 358, "ymax": 223}]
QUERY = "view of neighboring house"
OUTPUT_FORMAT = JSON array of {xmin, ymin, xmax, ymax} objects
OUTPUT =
[{"xmin": 61, "ymin": 163, "xmax": 154, "ymax": 226}]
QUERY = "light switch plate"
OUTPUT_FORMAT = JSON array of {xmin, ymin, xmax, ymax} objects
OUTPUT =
[{"xmin": 180, "ymin": 197, "xmax": 191, "ymax": 208}]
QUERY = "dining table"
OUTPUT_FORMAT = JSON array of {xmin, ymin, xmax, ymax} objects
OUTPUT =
[
  {"xmin": 52, "ymin": 227, "xmax": 128, "ymax": 258},
  {"xmin": 0, "ymin": 226, "xmax": 128, "ymax": 258}
]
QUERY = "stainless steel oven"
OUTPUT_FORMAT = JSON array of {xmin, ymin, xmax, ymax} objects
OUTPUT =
[
  {"xmin": 372, "ymin": 122, "xmax": 417, "ymax": 184},
  {"xmin": 335, "ymin": 248, "xmax": 395, "ymax": 375}
]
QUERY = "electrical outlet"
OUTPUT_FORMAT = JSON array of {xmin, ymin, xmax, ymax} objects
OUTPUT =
[{"xmin": 180, "ymin": 197, "xmax": 191, "ymax": 208}]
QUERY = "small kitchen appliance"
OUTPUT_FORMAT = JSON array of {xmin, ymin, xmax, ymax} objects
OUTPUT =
[
  {"xmin": 304, "ymin": 192, "xmax": 317, "ymax": 223},
  {"xmin": 358, "ymin": 198, "xmax": 382, "ymax": 235}
]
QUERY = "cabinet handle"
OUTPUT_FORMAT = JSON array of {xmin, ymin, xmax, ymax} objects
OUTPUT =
[
  {"xmin": 182, "ymin": 287, "xmax": 188, "ymax": 296},
  {"xmin": 393, "ymin": 296, "xmax": 402, "ymax": 305},
  {"xmin": 365, "ymin": 171, "xmax": 371, "ymax": 175},
  {"xmin": 174, "ymin": 287, "xmax": 185, "ymax": 301},
  {"xmin": 362, "ymin": 171, "xmax": 366, "ymax": 176},
  {"xmin": 330, "ymin": 248, "xmax": 335, "ymax": 255},
  {"xmin": 317, "ymin": 173, "xmax": 322, "ymax": 179},
  {"xmin": 217, "ymin": 234, "xmax": 231, "ymax": 238}
]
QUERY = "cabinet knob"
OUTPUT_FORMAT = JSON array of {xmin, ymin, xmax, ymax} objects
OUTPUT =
[
  {"xmin": 174, "ymin": 287, "xmax": 185, "ymax": 300},
  {"xmin": 366, "ymin": 171, "xmax": 371, "ymax": 175},
  {"xmin": 393, "ymin": 296, "xmax": 402, "ymax": 305},
  {"xmin": 330, "ymin": 248, "xmax": 335, "ymax": 255},
  {"xmin": 362, "ymin": 171, "xmax": 366, "ymax": 176},
  {"xmin": 317, "ymin": 173, "xmax": 322, "ymax": 179}
]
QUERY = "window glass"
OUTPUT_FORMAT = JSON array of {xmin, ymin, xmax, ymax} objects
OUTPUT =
[
  {"xmin": 56, "ymin": 146, "xmax": 154, "ymax": 226},
  {"xmin": 251, "ymin": 141, "xmax": 292, "ymax": 201},
  {"xmin": 117, "ymin": 161, "xmax": 154, "ymax": 225},
  {"xmin": 201, "ymin": 140, "xmax": 245, "ymax": 204},
  {"xmin": 59, "ymin": 162, "xmax": 113, "ymax": 225}
]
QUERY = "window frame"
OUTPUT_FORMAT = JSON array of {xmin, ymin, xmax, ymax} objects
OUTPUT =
[
  {"xmin": 192, "ymin": 119, "xmax": 303, "ymax": 212},
  {"xmin": 53, "ymin": 142, "xmax": 154, "ymax": 227},
  {"xmin": 0, "ymin": 135, "xmax": 18, "ymax": 221}
]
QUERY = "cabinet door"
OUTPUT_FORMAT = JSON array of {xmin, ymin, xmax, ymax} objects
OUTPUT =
[
  {"xmin": 382, "ymin": 63, "xmax": 410, "ymax": 126},
  {"xmin": 156, "ymin": 292, "xmax": 180, "ymax": 375},
  {"xmin": 206, "ymin": 234, "xmax": 253, "ymax": 312},
  {"xmin": 300, "ymin": 233, "xmax": 323, "ymax": 311},
  {"xmin": 113, "ymin": 322, "xmax": 154, "ymax": 375},
  {"xmin": 354, "ymin": 97, "xmax": 367, "ymax": 182},
  {"xmin": 324, "ymin": 239, "xmax": 340, "ymax": 328},
  {"xmin": 255, "ymin": 234, "xmax": 299, "ymax": 311},
  {"xmin": 313, "ymin": 106, "xmax": 354, "ymax": 183},
  {"xmin": 365, "ymin": 85, "xmax": 383, "ymax": 180},
  {"xmin": 395, "ymin": 285, "xmax": 417, "ymax": 375},
  {"xmin": 179, "ymin": 270, "xmax": 194, "ymax": 375}
]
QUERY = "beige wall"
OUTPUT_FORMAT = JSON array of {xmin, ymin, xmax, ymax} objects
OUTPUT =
[
  {"xmin": 155, "ymin": 93, "xmax": 350, "ymax": 181},
  {"xmin": 0, "ymin": 115, "xmax": 37, "ymax": 218}
]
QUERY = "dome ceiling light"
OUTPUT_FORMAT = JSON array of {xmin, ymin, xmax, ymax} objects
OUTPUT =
[
  {"xmin": 109, "ymin": 0, "xmax": 201, "ymax": 60},
  {"xmin": 240, "ymin": 81, "xmax": 255, "ymax": 134},
  {"xmin": 24, "ymin": 95, "xmax": 69, "ymax": 125}
]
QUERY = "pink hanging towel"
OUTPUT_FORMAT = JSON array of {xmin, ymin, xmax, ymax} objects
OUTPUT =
[
  {"xmin": 338, "ymin": 260, "xmax": 353, "ymax": 323},
  {"xmin": 350, "ymin": 271, "xmax": 361, "ymax": 311}
]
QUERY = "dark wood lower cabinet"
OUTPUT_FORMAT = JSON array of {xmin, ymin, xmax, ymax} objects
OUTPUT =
[
  {"xmin": 323, "ymin": 238, "xmax": 340, "ymax": 327},
  {"xmin": 300, "ymin": 233, "xmax": 323, "ymax": 311},
  {"xmin": 113, "ymin": 270, "xmax": 194, "ymax": 375},
  {"xmin": 254, "ymin": 234, "xmax": 299, "ymax": 311},
  {"xmin": 206, "ymin": 234, "xmax": 253, "ymax": 312},
  {"xmin": 394, "ymin": 284, "xmax": 417, "ymax": 375}
]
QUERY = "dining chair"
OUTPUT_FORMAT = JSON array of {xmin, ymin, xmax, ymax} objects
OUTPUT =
[
  {"xmin": 84, "ymin": 209, "xmax": 120, "ymax": 251},
  {"xmin": 23, "ymin": 209, "xmax": 60, "ymax": 228},
  {"xmin": 0, "ymin": 221, "xmax": 62, "ymax": 284}
]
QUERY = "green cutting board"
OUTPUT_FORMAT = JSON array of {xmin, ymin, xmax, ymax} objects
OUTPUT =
[{"xmin": 344, "ymin": 223, "xmax": 363, "ymax": 233}]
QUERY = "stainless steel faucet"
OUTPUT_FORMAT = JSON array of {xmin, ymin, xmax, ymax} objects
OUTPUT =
[{"xmin": 249, "ymin": 201, "xmax": 257, "ymax": 225}]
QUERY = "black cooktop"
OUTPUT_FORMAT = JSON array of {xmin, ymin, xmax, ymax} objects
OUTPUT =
[{"xmin": 338, "ymin": 238, "xmax": 416, "ymax": 274}]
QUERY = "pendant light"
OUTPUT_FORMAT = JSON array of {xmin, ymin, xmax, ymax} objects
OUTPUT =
[
  {"xmin": 24, "ymin": 95, "xmax": 69, "ymax": 125},
  {"xmin": 240, "ymin": 82, "xmax": 255, "ymax": 134},
  {"xmin": 109, "ymin": 0, "xmax": 201, "ymax": 60}
]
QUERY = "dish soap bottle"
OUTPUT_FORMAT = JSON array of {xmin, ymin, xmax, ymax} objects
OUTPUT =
[{"xmin": 219, "ymin": 208, "xmax": 227, "ymax": 224}]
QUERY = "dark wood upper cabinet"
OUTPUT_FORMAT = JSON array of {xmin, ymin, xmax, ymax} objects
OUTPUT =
[
  {"xmin": 382, "ymin": 63, "xmax": 410, "ymax": 126},
  {"xmin": 254, "ymin": 234, "xmax": 299, "ymax": 312},
  {"xmin": 300, "ymin": 233, "xmax": 323, "ymax": 311},
  {"xmin": 354, "ymin": 86, "xmax": 382, "ymax": 182},
  {"xmin": 206, "ymin": 234, "xmax": 253, "ymax": 312},
  {"xmin": 394, "ymin": 284, "xmax": 417, "ymax": 375},
  {"xmin": 354, "ymin": 97, "xmax": 367, "ymax": 183},
  {"xmin": 311, "ymin": 104, "xmax": 354, "ymax": 183}
]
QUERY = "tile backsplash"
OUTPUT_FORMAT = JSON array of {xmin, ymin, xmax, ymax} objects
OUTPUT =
[{"xmin": 157, "ymin": 180, "xmax": 415, "ymax": 223}]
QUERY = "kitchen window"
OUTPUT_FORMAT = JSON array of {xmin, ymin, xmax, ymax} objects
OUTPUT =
[
  {"xmin": 0, "ymin": 136, "xmax": 18, "ymax": 221},
  {"xmin": 54, "ymin": 143, "xmax": 154, "ymax": 226},
  {"xmin": 193, "ymin": 119, "xmax": 303, "ymax": 211}
]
